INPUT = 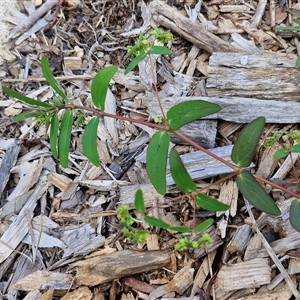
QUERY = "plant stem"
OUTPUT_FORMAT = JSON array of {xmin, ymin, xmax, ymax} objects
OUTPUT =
[
  {"xmin": 172, "ymin": 130, "xmax": 240, "ymax": 171},
  {"xmin": 67, "ymin": 104, "xmax": 166, "ymax": 131}
]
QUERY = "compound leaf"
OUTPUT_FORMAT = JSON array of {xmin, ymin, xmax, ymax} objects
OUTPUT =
[
  {"xmin": 91, "ymin": 65, "xmax": 118, "ymax": 110},
  {"xmin": 195, "ymin": 193, "xmax": 229, "ymax": 211},
  {"xmin": 148, "ymin": 46, "xmax": 171, "ymax": 55},
  {"xmin": 231, "ymin": 117, "xmax": 265, "ymax": 167},
  {"xmin": 170, "ymin": 148, "xmax": 196, "ymax": 193},
  {"xmin": 144, "ymin": 216, "xmax": 170, "ymax": 229},
  {"xmin": 134, "ymin": 189, "xmax": 145, "ymax": 213},
  {"xmin": 195, "ymin": 219, "xmax": 214, "ymax": 233},
  {"xmin": 41, "ymin": 57, "xmax": 68, "ymax": 100},
  {"xmin": 146, "ymin": 131, "xmax": 170, "ymax": 195},
  {"xmin": 125, "ymin": 51, "xmax": 147, "ymax": 75},
  {"xmin": 58, "ymin": 110, "xmax": 73, "ymax": 168},
  {"xmin": 236, "ymin": 170, "xmax": 281, "ymax": 216},
  {"xmin": 290, "ymin": 199, "xmax": 300, "ymax": 232},
  {"xmin": 3, "ymin": 86, "xmax": 52, "ymax": 108},
  {"xmin": 50, "ymin": 112, "xmax": 59, "ymax": 159},
  {"xmin": 83, "ymin": 116, "xmax": 100, "ymax": 166},
  {"xmin": 167, "ymin": 100, "xmax": 221, "ymax": 131}
]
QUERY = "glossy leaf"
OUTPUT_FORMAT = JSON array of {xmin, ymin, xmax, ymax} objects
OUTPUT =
[
  {"xmin": 3, "ymin": 86, "xmax": 52, "ymax": 108},
  {"xmin": 291, "ymin": 144, "xmax": 300, "ymax": 153},
  {"xmin": 195, "ymin": 219, "xmax": 214, "ymax": 233},
  {"xmin": 170, "ymin": 148, "xmax": 196, "ymax": 193},
  {"xmin": 274, "ymin": 148, "xmax": 289, "ymax": 159},
  {"xmin": 91, "ymin": 65, "xmax": 118, "ymax": 110},
  {"xmin": 195, "ymin": 193, "xmax": 229, "ymax": 211},
  {"xmin": 236, "ymin": 170, "xmax": 281, "ymax": 216},
  {"xmin": 134, "ymin": 189, "xmax": 145, "ymax": 213},
  {"xmin": 146, "ymin": 131, "xmax": 170, "ymax": 195},
  {"xmin": 166, "ymin": 100, "xmax": 221, "ymax": 131},
  {"xmin": 290, "ymin": 199, "xmax": 300, "ymax": 232},
  {"xmin": 168, "ymin": 226, "xmax": 191, "ymax": 233},
  {"xmin": 148, "ymin": 46, "xmax": 171, "ymax": 55},
  {"xmin": 83, "ymin": 117, "xmax": 100, "ymax": 166},
  {"xmin": 41, "ymin": 57, "xmax": 68, "ymax": 100},
  {"xmin": 58, "ymin": 110, "xmax": 73, "ymax": 168},
  {"xmin": 50, "ymin": 112, "xmax": 59, "ymax": 159},
  {"xmin": 231, "ymin": 117, "xmax": 265, "ymax": 167},
  {"xmin": 124, "ymin": 51, "xmax": 147, "ymax": 75},
  {"xmin": 13, "ymin": 110, "xmax": 39, "ymax": 122},
  {"xmin": 144, "ymin": 216, "xmax": 170, "ymax": 229}
]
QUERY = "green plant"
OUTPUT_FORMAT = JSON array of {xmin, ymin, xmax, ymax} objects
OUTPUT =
[{"xmin": 3, "ymin": 28, "xmax": 300, "ymax": 251}]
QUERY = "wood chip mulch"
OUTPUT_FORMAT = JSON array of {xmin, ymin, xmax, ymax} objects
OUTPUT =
[{"xmin": 1, "ymin": 0, "xmax": 300, "ymax": 299}]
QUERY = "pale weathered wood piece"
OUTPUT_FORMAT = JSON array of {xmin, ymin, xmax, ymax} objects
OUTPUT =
[
  {"xmin": 190, "ymin": 250, "xmax": 217, "ymax": 299},
  {"xmin": 149, "ymin": 1, "xmax": 238, "ymax": 53},
  {"xmin": 216, "ymin": 180, "xmax": 239, "ymax": 238},
  {"xmin": 9, "ymin": 270, "xmax": 73, "ymax": 291},
  {"xmin": 207, "ymin": 52, "xmax": 300, "ymax": 101},
  {"xmin": 169, "ymin": 120, "xmax": 217, "ymax": 149},
  {"xmin": 0, "ymin": 181, "xmax": 48, "ymax": 263},
  {"xmin": 61, "ymin": 223, "xmax": 106, "ymax": 258},
  {"xmin": 149, "ymin": 261, "xmax": 194, "ymax": 299},
  {"xmin": 0, "ymin": 138, "xmax": 20, "ymax": 197},
  {"xmin": 214, "ymin": 258, "xmax": 271, "ymax": 295},
  {"xmin": 235, "ymin": 278, "xmax": 295, "ymax": 299},
  {"xmin": 145, "ymin": 95, "xmax": 300, "ymax": 124},
  {"xmin": 288, "ymin": 258, "xmax": 300, "ymax": 275},
  {"xmin": 227, "ymin": 224, "xmax": 252, "ymax": 254},
  {"xmin": 244, "ymin": 230, "xmax": 300, "ymax": 259},
  {"xmin": 61, "ymin": 287, "xmax": 93, "ymax": 300},
  {"xmin": 7, "ymin": 158, "xmax": 43, "ymax": 201},
  {"xmin": 256, "ymin": 143, "xmax": 281, "ymax": 179},
  {"xmin": 69, "ymin": 250, "xmax": 171, "ymax": 286}
]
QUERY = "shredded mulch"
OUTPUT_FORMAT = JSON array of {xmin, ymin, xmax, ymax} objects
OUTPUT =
[{"xmin": 1, "ymin": 0, "xmax": 300, "ymax": 299}]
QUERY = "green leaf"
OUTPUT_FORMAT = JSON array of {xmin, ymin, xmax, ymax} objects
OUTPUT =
[
  {"xmin": 12, "ymin": 110, "xmax": 39, "ymax": 122},
  {"xmin": 134, "ymin": 189, "xmax": 145, "ymax": 213},
  {"xmin": 3, "ymin": 86, "xmax": 52, "ymax": 108},
  {"xmin": 274, "ymin": 148, "xmax": 289, "ymax": 159},
  {"xmin": 236, "ymin": 170, "xmax": 281, "ymax": 216},
  {"xmin": 83, "ymin": 117, "xmax": 100, "ymax": 166},
  {"xmin": 296, "ymin": 56, "xmax": 300, "ymax": 68},
  {"xmin": 231, "ymin": 117, "xmax": 265, "ymax": 167},
  {"xmin": 291, "ymin": 144, "xmax": 300, "ymax": 153},
  {"xmin": 50, "ymin": 112, "xmax": 59, "ymax": 159},
  {"xmin": 170, "ymin": 148, "xmax": 196, "ymax": 193},
  {"xmin": 146, "ymin": 131, "xmax": 170, "ymax": 195},
  {"xmin": 144, "ymin": 216, "xmax": 170, "ymax": 229},
  {"xmin": 148, "ymin": 46, "xmax": 171, "ymax": 55},
  {"xmin": 290, "ymin": 199, "xmax": 300, "ymax": 232},
  {"xmin": 91, "ymin": 65, "xmax": 118, "ymax": 110},
  {"xmin": 168, "ymin": 226, "xmax": 191, "ymax": 233},
  {"xmin": 195, "ymin": 193, "xmax": 229, "ymax": 211},
  {"xmin": 124, "ymin": 51, "xmax": 147, "ymax": 75},
  {"xmin": 58, "ymin": 110, "xmax": 73, "ymax": 168},
  {"xmin": 195, "ymin": 219, "xmax": 214, "ymax": 233},
  {"xmin": 41, "ymin": 57, "xmax": 68, "ymax": 101},
  {"xmin": 166, "ymin": 100, "xmax": 221, "ymax": 131}
]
